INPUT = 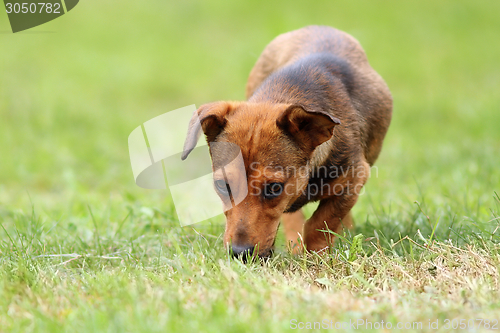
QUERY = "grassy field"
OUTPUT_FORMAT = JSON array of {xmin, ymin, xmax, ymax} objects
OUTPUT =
[{"xmin": 1, "ymin": 1, "xmax": 500, "ymax": 332}]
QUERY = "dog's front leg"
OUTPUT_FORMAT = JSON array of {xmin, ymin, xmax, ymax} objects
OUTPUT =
[
  {"xmin": 303, "ymin": 160, "xmax": 369, "ymax": 252},
  {"xmin": 303, "ymin": 195, "xmax": 358, "ymax": 252}
]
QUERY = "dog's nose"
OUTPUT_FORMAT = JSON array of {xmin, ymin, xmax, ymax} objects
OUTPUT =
[{"xmin": 231, "ymin": 245, "xmax": 255, "ymax": 261}]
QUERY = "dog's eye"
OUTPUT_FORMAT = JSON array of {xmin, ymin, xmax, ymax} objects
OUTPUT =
[
  {"xmin": 264, "ymin": 182, "xmax": 283, "ymax": 199},
  {"xmin": 214, "ymin": 179, "xmax": 229, "ymax": 195}
]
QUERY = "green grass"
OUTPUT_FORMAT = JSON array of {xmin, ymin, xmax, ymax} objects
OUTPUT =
[{"xmin": 1, "ymin": 0, "xmax": 500, "ymax": 332}]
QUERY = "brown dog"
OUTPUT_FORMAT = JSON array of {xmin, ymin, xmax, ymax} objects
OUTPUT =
[{"xmin": 182, "ymin": 25, "xmax": 392, "ymax": 258}]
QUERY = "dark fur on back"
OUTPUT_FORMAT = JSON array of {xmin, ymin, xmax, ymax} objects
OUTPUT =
[{"xmin": 246, "ymin": 25, "xmax": 392, "ymax": 167}]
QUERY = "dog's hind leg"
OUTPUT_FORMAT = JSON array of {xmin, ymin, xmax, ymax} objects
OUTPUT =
[
  {"xmin": 282, "ymin": 210, "xmax": 305, "ymax": 253},
  {"xmin": 339, "ymin": 211, "xmax": 354, "ymax": 231}
]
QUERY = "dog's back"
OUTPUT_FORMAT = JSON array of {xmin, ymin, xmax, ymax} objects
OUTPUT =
[{"xmin": 246, "ymin": 25, "xmax": 392, "ymax": 166}]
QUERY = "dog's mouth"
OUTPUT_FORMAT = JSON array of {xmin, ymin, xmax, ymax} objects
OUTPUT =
[
  {"xmin": 230, "ymin": 246, "xmax": 274, "ymax": 263},
  {"xmin": 258, "ymin": 248, "xmax": 274, "ymax": 260},
  {"xmin": 228, "ymin": 228, "xmax": 279, "ymax": 263}
]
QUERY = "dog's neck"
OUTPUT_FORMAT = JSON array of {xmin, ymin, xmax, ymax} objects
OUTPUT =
[{"xmin": 310, "ymin": 139, "xmax": 335, "ymax": 169}]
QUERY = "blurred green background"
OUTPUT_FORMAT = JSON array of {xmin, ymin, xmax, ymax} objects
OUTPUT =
[
  {"xmin": 1, "ymin": 2, "xmax": 500, "ymax": 331},
  {"xmin": 1, "ymin": 0, "xmax": 499, "ymax": 237}
]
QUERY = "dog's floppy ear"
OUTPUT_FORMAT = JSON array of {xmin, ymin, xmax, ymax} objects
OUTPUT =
[
  {"xmin": 277, "ymin": 104, "xmax": 341, "ymax": 152},
  {"xmin": 182, "ymin": 102, "xmax": 235, "ymax": 160}
]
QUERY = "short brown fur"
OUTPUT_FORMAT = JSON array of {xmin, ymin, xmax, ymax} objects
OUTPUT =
[{"xmin": 183, "ymin": 26, "xmax": 392, "ymax": 256}]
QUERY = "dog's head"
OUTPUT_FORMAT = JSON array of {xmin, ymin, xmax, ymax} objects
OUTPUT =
[{"xmin": 182, "ymin": 101, "xmax": 340, "ymax": 258}]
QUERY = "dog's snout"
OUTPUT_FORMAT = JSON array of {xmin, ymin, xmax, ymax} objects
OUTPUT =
[{"xmin": 231, "ymin": 245, "xmax": 255, "ymax": 261}]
